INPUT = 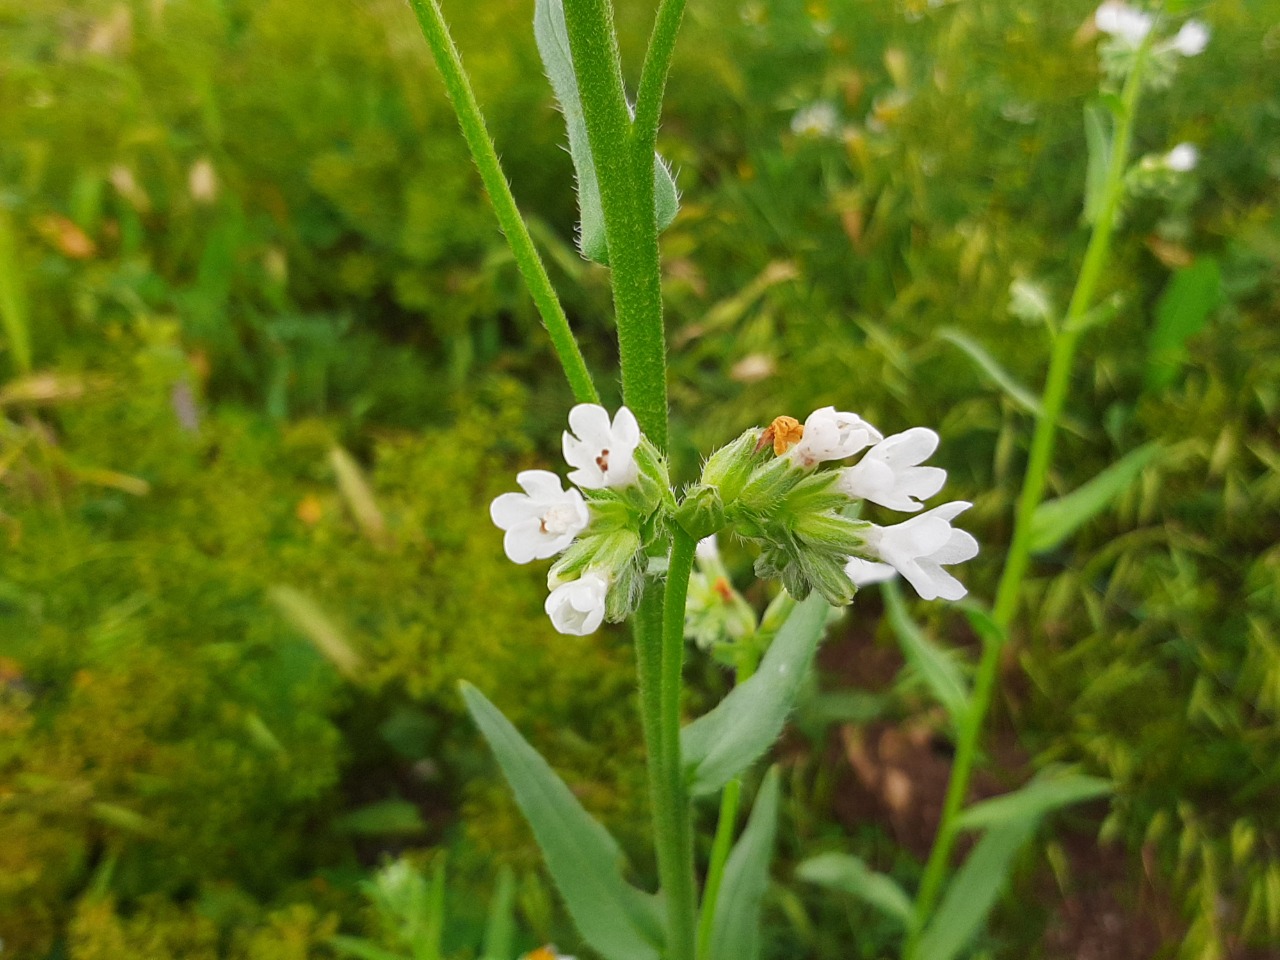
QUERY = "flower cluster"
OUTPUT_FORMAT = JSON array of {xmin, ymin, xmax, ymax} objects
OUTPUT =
[
  {"xmin": 492, "ymin": 403, "xmax": 977, "ymax": 636},
  {"xmin": 490, "ymin": 404, "xmax": 670, "ymax": 635},
  {"xmin": 1094, "ymin": 1, "xmax": 1209, "ymax": 89}
]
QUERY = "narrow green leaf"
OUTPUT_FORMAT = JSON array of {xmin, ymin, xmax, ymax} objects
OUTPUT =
[
  {"xmin": 335, "ymin": 799, "xmax": 427, "ymax": 837},
  {"xmin": 481, "ymin": 867, "xmax": 517, "ymax": 960},
  {"xmin": 938, "ymin": 328, "xmax": 1044, "ymax": 418},
  {"xmin": 0, "ymin": 212, "xmax": 32, "ymax": 374},
  {"xmin": 533, "ymin": 0, "xmax": 679, "ymax": 265},
  {"xmin": 795, "ymin": 852, "xmax": 913, "ymax": 926},
  {"xmin": 1029, "ymin": 443, "xmax": 1160, "ymax": 553},
  {"xmin": 1082, "ymin": 101, "xmax": 1112, "ymax": 225},
  {"xmin": 915, "ymin": 816, "xmax": 1038, "ymax": 960},
  {"xmin": 1145, "ymin": 258, "xmax": 1223, "ymax": 391},
  {"xmin": 329, "ymin": 936, "xmax": 411, "ymax": 960},
  {"xmin": 883, "ymin": 582, "xmax": 969, "ymax": 728},
  {"xmin": 681, "ymin": 595, "xmax": 830, "ymax": 796},
  {"xmin": 461, "ymin": 683, "xmax": 664, "ymax": 960},
  {"xmin": 956, "ymin": 772, "xmax": 1112, "ymax": 831},
  {"xmin": 706, "ymin": 769, "xmax": 781, "ymax": 960}
]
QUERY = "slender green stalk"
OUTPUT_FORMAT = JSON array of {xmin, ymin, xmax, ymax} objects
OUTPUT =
[
  {"xmin": 561, "ymin": 0, "xmax": 669, "ymax": 446},
  {"xmin": 695, "ymin": 779, "xmax": 740, "ymax": 960},
  {"xmin": 904, "ymin": 46, "xmax": 1152, "ymax": 954},
  {"xmin": 634, "ymin": 0, "xmax": 689, "ymax": 155},
  {"xmin": 655, "ymin": 530, "xmax": 699, "ymax": 960},
  {"xmin": 406, "ymin": 0, "xmax": 598, "ymax": 405}
]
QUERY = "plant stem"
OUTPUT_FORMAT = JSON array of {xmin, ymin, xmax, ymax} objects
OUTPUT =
[
  {"xmin": 655, "ymin": 529, "xmax": 698, "ymax": 960},
  {"xmin": 695, "ymin": 778, "xmax": 740, "ymax": 960},
  {"xmin": 406, "ymin": 0, "xmax": 599, "ymax": 405},
  {"xmin": 634, "ymin": 0, "xmax": 688, "ymax": 155},
  {"xmin": 904, "ymin": 49, "xmax": 1150, "ymax": 954},
  {"xmin": 561, "ymin": 0, "xmax": 669, "ymax": 447}
]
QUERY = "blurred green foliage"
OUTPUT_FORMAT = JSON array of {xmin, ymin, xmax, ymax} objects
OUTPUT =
[{"xmin": 1, "ymin": 0, "xmax": 1278, "ymax": 957}]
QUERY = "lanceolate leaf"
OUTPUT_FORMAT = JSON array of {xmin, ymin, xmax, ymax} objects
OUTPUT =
[
  {"xmin": 795, "ymin": 852, "xmax": 913, "ymax": 926},
  {"xmin": 915, "ymin": 815, "xmax": 1038, "ymax": 960},
  {"xmin": 956, "ymin": 772, "xmax": 1112, "ymax": 831},
  {"xmin": 706, "ymin": 769, "xmax": 781, "ymax": 960},
  {"xmin": 1145, "ymin": 257, "xmax": 1223, "ymax": 391},
  {"xmin": 681, "ymin": 595, "xmax": 830, "ymax": 796},
  {"xmin": 533, "ymin": 0, "xmax": 679, "ymax": 265},
  {"xmin": 937, "ymin": 328, "xmax": 1044, "ymax": 418},
  {"xmin": 1082, "ymin": 101, "xmax": 1113, "ymax": 225},
  {"xmin": 883, "ymin": 581, "xmax": 970, "ymax": 729},
  {"xmin": 1029, "ymin": 443, "xmax": 1160, "ymax": 553},
  {"xmin": 461, "ymin": 683, "xmax": 664, "ymax": 960}
]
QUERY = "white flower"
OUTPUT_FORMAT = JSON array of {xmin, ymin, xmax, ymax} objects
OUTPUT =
[
  {"xmin": 787, "ymin": 406, "xmax": 882, "ymax": 469},
  {"xmin": 562, "ymin": 404, "xmax": 641, "ymax": 490},
  {"xmin": 696, "ymin": 534, "xmax": 721, "ymax": 563},
  {"xmin": 838, "ymin": 427, "xmax": 947, "ymax": 512},
  {"xmin": 1168, "ymin": 19, "xmax": 1209, "ymax": 56},
  {"xmin": 791, "ymin": 102, "xmax": 839, "ymax": 139},
  {"xmin": 861, "ymin": 501, "xmax": 978, "ymax": 601},
  {"xmin": 1165, "ymin": 142, "xmax": 1199, "ymax": 172},
  {"xmin": 1095, "ymin": 1, "xmax": 1153, "ymax": 47},
  {"xmin": 844, "ymin": 557, "xmax": 897, "ymax": 588},
  {"xmin": 490, "ymin": 470, "xmax": 590, "ymax": 564},
  {"xmin": 545, "ymin": 572, "xmax": 609, "ymax": 635}
]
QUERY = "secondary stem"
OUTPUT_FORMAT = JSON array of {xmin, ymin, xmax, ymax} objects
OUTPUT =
[
  {"xmin": 657, "ymin": 530, "xmax": 699, "ymax": 960},
  {"xmin": 905, "ymin": 47, "xmax": 1151, "ymax": 952},
  {"xmin": 406, "ymin": 0, "xmax": 599, "ymax": 405}
]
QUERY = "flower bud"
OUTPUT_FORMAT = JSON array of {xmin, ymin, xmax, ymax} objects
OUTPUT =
[
  {"xmin": 674, "ymin": 485, "xmax": 726, "ymax": 541},
  {"xmin": 700, "ymin": 429, "xmax": 767, "ymax": 504}
]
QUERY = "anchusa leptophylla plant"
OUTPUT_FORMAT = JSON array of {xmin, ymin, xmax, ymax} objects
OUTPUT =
[{"xmin": 405, "ymin": 0, "xmax": 1209, "ymax": 954}]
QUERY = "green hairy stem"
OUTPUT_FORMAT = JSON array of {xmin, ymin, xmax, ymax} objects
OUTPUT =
[{"xmin": 406, "ymin": 0, "xmax": 599, "ymax": 406}]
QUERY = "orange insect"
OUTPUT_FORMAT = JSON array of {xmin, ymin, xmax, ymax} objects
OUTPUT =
[{"xmin": 754, "ymin": 415, "xmax": 804, "ymax": 455}]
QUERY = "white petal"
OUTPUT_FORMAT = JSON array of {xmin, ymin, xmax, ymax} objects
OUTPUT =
[
  {"xmin": 913, "ymin": 559, "xmax": 967, "ymax": 601},
  {"xmin": 490, "ymin": 492, "xmax": 540, "ymax": 529},
  {"xmin": 503, "ymin": 520, "xmax": 545, "ymax": 564},
  {"xmin": 930, "ymin": 528, "xmax": 980, "ymax": 565},
  {"xmin": 925, "ymin": 500, "xmax": 972, "ymax": 523},
  {"xmin": 517, "ymin": 469, "xmax": 566, "ymax": 500},
  {"xmin": 563, "ymin": 433, "xmax": 605, "ymax": 488},
  {"xmin": 880, "ymin": 427, "xmax": 938, "ymax": 466},
  {"xmin": 844, "ymin": 557, "xmax": 897, "ymax": 587},
  {"xmin": 568, "ymin": 404, "xmax": 613, "ymax": 447},
  {"xmin": 896, "ymin": 465, "xmax": 947, "ymax": 504},
  {"xmin": 611, "ymin": 406, "xmax": 641, "ymax": 447},
  {"xmin": 894, "ymin": 558, "xmax": 940, "ymax": 601}
]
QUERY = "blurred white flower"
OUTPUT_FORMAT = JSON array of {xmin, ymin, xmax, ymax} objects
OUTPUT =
[
  {"xmin": 1165, "ymin": 142, "xmax": 1199, "ymax": 172},
  {"xmin": 790, "ymin": 102, "xmax": 839, "ymax": 139},
  {"xmin": 490, "ymin": 470, "xmax": 590, "ymax": 564},
  {"xmin": 1168, "ymin": 19, "xmax": 1209, "ymax": 56},
  {"xmin": 861, "ymin": 501, "xmax": 978, "ymax": 601},
  {"xmin": 787, "ymin": 407, "xmax": 882, "ymax": 469},
  {"xmin": 1095, "ymin": 1, "xmax": 1153, "ymax": 47},
  {"xmin": 189, "ymin": 158, "xmax": 219, "ymax": 204},
  {"xmin": 563, "ymin": 404, "xmax": 641, "ymax": 489},
  {"xmin": 838, "ymin": 427, "xmax": 947, "ymax": 512},
  {"xmin": 545, "ymin": 573, "xmax": 609, "ymax": 635}
]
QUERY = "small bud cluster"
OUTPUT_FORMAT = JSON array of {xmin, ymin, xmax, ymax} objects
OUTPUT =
[
  {"xmin": 1094, "ymin": 2, "xmax": 1209, "ymax": 90},
  {"xmin": 492, "ymin": 404, "xmax": 976, "ymax": 636}
]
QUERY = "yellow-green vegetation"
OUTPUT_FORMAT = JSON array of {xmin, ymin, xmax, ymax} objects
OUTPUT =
[{"xmin": 1, "ymin": 0, "xmax": 1278, "ymax": 956}]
